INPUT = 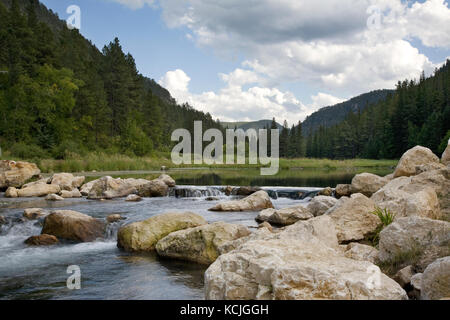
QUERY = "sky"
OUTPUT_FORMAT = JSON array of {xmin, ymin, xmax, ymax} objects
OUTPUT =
[{"xmin": 40, "ymin": 0, "xmax": 450, "ymax": 125}]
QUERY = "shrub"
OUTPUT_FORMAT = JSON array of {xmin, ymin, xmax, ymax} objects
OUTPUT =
[{"xmin": 9, "ymin": 142, "xmax": 49, "ymax": 159}]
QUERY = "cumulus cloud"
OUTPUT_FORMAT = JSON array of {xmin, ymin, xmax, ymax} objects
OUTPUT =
[{"xmin": 159, "ymin": 69, "xmax": 344, "ymax": 124}]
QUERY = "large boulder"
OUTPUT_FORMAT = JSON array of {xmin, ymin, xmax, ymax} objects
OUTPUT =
[
  {"xmin": 421, "ymin": 257, "xmax": 450, "ymax": 300},
  {"xmin": 0, "ymin": 160, "xmax": 41, "ymax": 189},
  {"xmin": 205, "ymin": 218, "xmax": 407, "ymax": 300},
  {"xmin": 117, "ymin": 212, "xmax": 207, "ymax": 252},
  {"xmin": 156, "ymin": 222, "xmax": 251, "ymax": 265},
  {"xmin": 442, "ymin": 140, "xmax": 450, "ymax": 166},
  {"xmin": 350, "ymin": 173, "xmax": 388, "ymax": 197},
  {"xmin": 137, "ymin": 179, "xmax": 169, "ymax": 197},
  {"xmin": 209, "ymin": 191, "xmax": 274, "ymax": 212},
  {"xmin": 378, "ymin": 217, "xmax": 450, "ymax": 272},
  {"xmin": 371, "ymin": 176, "xmax": 441, "ymax": 220},
  {"xmin": 307, "ymin": 196, "xmax": 338, "ymax": 217},
  {"xmin": 50, "ymin": 173, "xmax": 85, "ymax": 191},
  {"xmin": 17, "ymin": 183, "xmax": 61, "ymax": 197},
  {"xmin": 157, "ymin": 174, "xmax": 176, "ymax": 188},
  {"xmin": 393, "ymin": 146, "xmax": 440, "ymax": 178},
  {"xmin": 325, "ymin": 193, "xmax": 380, "ymax": 243},
  {"xmin": 87, "ymin": 176, "xmax": 145, "ymax": 199},
  {"xmin": 267, "ymin": 205, "xmax": 313, "ymax": 226},
  {"xmin": 42, "ymin": 210, "xmax": 106, "ymax": 242}
]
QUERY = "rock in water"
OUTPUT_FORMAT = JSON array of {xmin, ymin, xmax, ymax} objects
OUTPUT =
[
  {"xmin": 42, "ymin": 210, "xmax": 106, "ymax": 242},
  {"xmin": 267, "ymin": 205, "xmax": 313, "ymax": 226},
  {"xmin": 125, "ymin": 194, "xmax": 142, "ymax": 202},
  {"xmin": 0, "ymin": 160, "xmax": 41, "ymax": 189},
  {"xmin": 23, "ymin": 208, "xmax": 48, "ymax": 220},
  {"xmin": 137, "ymin": 179, "xmax": 168, "ymax": 197},
  {"xmin": 325, "ymin": 193, "xmax": 380, "ymax": 243},
  {"xmin": 335, "ymin": 184, "xmax": 351, "ymax": 198},
  {"xmin": 156, "ymin": 222, "xmax": 251, "ymax": 265},
  {"xmin": 45, "ymin": 194, "xmax": 64, "ymax": 201},
  {"xmin": 307, "ymin": 196, "xmax": 338, "ymax": 217},
  {"xmin": 209, "ymin": 191, "xmax": 273, "ymax": 212},
  {"xmin": 157, "ymin": 174, "xmax": 176, "ymax": 187},
  {"xmin": 117, "ymin": 212, "xmax": 207, "ymax": 252},
  {"xmin": 350, "ymin": 173, "xmax": 388, "ymax": 197},
  {"xmin": 25, "ymin": 234, "xmax": 59, "ymax": 246},
  {"xmin": 378, "ymin": 217, "xmax": 450, "ymax": 271},
  {"xmin": 50, "ymin": 173, "xmax": 85, "ymax": 191},
  {"xmin": 107, "ymin": 214, "xmax": 125, "ymax": 223},
  {"xmin": 421, "ymin": 257, "xmax": 450, "ymax": 300},
  {"xmin": 393, "ymin": 146, "xmax": 440, "ymax": 178},
  {"xmin": 255, "ymin": 208, "xmax": 276, "ymax": 222},
  {"xmin": 88, "ymin": 176, "xmax": 148, "ymax": 199},
  {"xmin": 18, "ymin": 183, "xmax": 61, "ymax": 197},
  {"xmin": 5, "ymin": 187, "xmax": 18, "ymax": 198},
  {"xmin": 60, "ymin": 189, "xmax": 82, "ymax": 198}
]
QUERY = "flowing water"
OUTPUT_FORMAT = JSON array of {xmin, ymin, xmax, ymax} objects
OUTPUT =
[{"xmin": 0, "ymin": 167, "xmax": 393, "ymax": 300}]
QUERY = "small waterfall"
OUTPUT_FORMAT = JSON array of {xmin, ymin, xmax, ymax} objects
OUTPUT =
[
  {"xmin": 263, "ymin": 187, "xmax": 321, "ymax": 200},
  {"xmin": 170, "ymin": 186, "xmax": 224, "ymax": 198}
]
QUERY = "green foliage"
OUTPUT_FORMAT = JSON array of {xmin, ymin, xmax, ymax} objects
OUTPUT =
[
  {"xmin": 438, "ymin": 130, "xmax": 450, "ymax": 154},
  {"xmin": 377, "ymin": 245, "xmax": 424, "ymax": 276},
  {"xmin": 368, "ymin": 207, "xmax": 396, "ymax": 247},
  {"xmin": 9, "ymin": 142, "xmax": 49, "ymax": 159}
]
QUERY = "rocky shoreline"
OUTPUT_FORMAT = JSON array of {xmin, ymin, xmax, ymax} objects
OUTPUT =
[{"xmin": 1, "ymin": 143, "xmax": 449, "ymax": 300}]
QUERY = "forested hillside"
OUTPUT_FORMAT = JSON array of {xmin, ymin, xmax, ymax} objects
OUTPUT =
[
  {"xmin": 301, "ymin": 90, "xmax": 393, "ymax": 136},
  {"xmin": 222, "ymin": 120, "xmax": 283, "ymax": 131},
  {"xmin": 0, "ymin": 0, "xmax": 222, "ymax": 159},
  {"xmin": 305, "ymin": 62, "xmax": 450, "ymax": 159}
]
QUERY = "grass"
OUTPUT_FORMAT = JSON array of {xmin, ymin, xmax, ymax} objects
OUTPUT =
[
  {"xmin": 377, "ymin": 245, "xmax": 424, "ymax": 276},
  {"xmin": 1, "ymin": 150, "xmax": 398, "ymax": 174},
  {"xmin": 367, "ymin": 207, "xmax": 396, "ymax": 247}
]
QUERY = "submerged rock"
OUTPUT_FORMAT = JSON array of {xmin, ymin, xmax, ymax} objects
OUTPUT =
[
  {"xmin": 0, "ymin": 160, "xmax": 41, "ymax": 189},
  {"xmin": 117, "ymin": 212, "xmax": 207, "ymax": 252},
  {"xmin": 107, "ymin": 214, "xmax": 125, "ymax": 223},
  {"xmin": 209, "ymin": 191, "xmax": 273, "ymax": 212},
  {"xmin": 24, "ymin": 234, "xmax": 59, "ymax": 246},
  {"xmin": 42, "ymin": 210, "xmax": 106, "ymax": 242},
  {"xmin": 394, "ymin": 146, "xmax": 440, "ymax": 178},
  {"xmin": 156, "ymin": 222, "xmax": 251, "ymax": 265}
]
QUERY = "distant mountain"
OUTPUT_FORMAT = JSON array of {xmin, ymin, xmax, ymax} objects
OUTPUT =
[
  {"xmin": 301, "ymin": 89, "xmax": 393, "ymax": 136},
  {"xmin": 221, "ymin": 120, "xmax": 284, "ymax": 131}
]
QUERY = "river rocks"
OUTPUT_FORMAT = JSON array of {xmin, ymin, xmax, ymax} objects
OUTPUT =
[
  {"xmin": 60, "ymin": 189, "xmax": 82, "ymax": 198},
  {"xmin": 107, "ymin": 214, "xmax": 125, "ymax": 223},
  {"xmin": 393, "ymin": 265, "xmax": 415, "ymax": 288},
  {"xmin": 117, "ymin": 212, "xmax": 207, "ymax": 252},
  {"xmin": 50, "ymin": 173, "xmax": 85, "ymax": 191},
  {"xmin": 42, "ymin": 210, "xmax": 106, "ymax": 242},
  {"xmin": 5, "ymin": 187, "xmax": 18, "ymax": 198},
  {"xmin": 45, "ymin": 194, "xmax": 64, "ymax": 201},
  {"xmin": 137, "ymin": 179, "xmax": 169, "ymax": 197},
  {"xmin": 157, "ymin": 174, "xmax": 176, "ymax": 187},
  {"xmin": 421, "ymin": 257, "xmax": 450, "ymax": 300},
  {"xmin": 80, "ymin": 180, "xmax": 96, "ymax": 196},
  {"xmin": 325, "ymin": 193, "xmax": 380, "ymax": 244},
  {"xmin": 378, "ymin": 217, "xmax": 450, "ymax": 271},
  {"xmin": 156, "ymin": 222, "xmax": 251, "ymax": 265},
  {"xmin": 23, "ymin": 208, "xmax": 48, "ymax": 220},
  {"xmin": 371, "ymin": 176, "xmax": 441, "ymax": 220},
  {"xmin": 205, "ymin": 231, "xmax": 407, "ymax": 300},
  {"xmin": 255, "ymin": 208, "xmax": 275, "ymax": 222},
  {"xmin": 209, "ymin": 191, "xmax": 273, "ymax": 212},
  {"xmin": 350, "ymin": 173, "xmax": 388, "ymax": 197},
  {"xmin": 318, "ymin": 187, "xmax": 333, "ymax": 197},
  {"xmin": 24, "ymin": 234, "xmax": 59, "ymax": 246},
  {"xmin": 307, "ymin": 196, "xmax": 338, "ymax": 217},
  {"xmin": 125, "ymin": 194, "xmax": 142, "ymax": 202},
  {"xmin": 344, "ymin": 243, "xmax": 379, "ymax": 264},
  {"xmin": 235, "ymin": 186, "xmax": 261, "ymax": 196},
  {"xmin": 394, "ymin": 146, "xmax": 440, "ymax": 178},
  {"xmin": 0, "ymin": 160, "xmax": 41, "ymax": 189},
  {"xmin": 88, "ymin": 176, "xmax": 138, "ymax": 199},
  {"xmin": 17, "ymin": 183, "xmax": 61, "ymax": 198},
  {"xmin": 267, "ymin": 205, "xmax": 313, "ymax": 226},
  {"xmin": 335, "ymin": 184, "xmax": 351, "ymax": 198},
  {"xmin": 442, "ymin": 141, "xmax": 450, "ymax": 165}
]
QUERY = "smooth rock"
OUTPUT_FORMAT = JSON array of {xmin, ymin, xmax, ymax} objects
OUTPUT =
[
  {"xmin": 125, "ymin": 194, "xmax": 142, "ymax": 202},
  {"xmin": 17, "ymin": 183, "xmax": 61, "ymax": 198},
  {"xmin": 421, "ymin": 257, "xmax": 450, "ymax": 300},
  {"xmin": 24, "ymin": 234, "xmax": 59, "ymax": 246},
  {"xmin": 0, "ymin": 160, "xmax": 41, "ymax": 189},
  {"xmin": 137, "ymin": 179, "xmax": 169, "ymax": 197},
  {"xmin": 209, "ymin": 191, "xmax": 274, "ymax": 212},
  {"xmin": 5, "ymin": 187, "xmax": 18, "ymax": 198},
  {"xmin": 335, "ymin": 184, "xmax": 351, "ymax": 198},
  {"xmin": 117, "ymin": 212, "xmax": 207, "ymax": 252},
  {"xmin": 156, "ymin": 222, "xmax": 251, "ymax": 265},
  {"xmin": 50, "ymin": 173, "xmax": 85, "ymax": 191},
  {"xmin": 268, "ymin": 205, "xmax": 313, "ymax": 226},
  {"xmin": 326, "ymin": 193, "xmax": 380, "ymax": 243},
  {"xmin": 45, "ymin": 194, "xmax": 64, "ymax": 201},
  {"xmin": 307, "ymin": 196, "xmax": 338, "ymax": 217},
  {"xmin": 255, "ymin": 208, "xmax": 276, "ymax": 222},
  {"xmin": 157, "ymin": 174, "xmax": 176, "ymax": 187},
  {"xmin": 60, "ymin": 189, "xmax": 82, "ymax": 198},
  {"xmin": 394, "ymin": 146, "xmax": 440, "ymax": 178},
  {"xmin": 351, "ymin": 173, "xmax": 388, "ymax": 197},
  {"xmin": 23, "ymin": 208, "xmax": 48, "ymax": 220},
  {"xmin": 42, "ymin": 210, "xmax": 106, "ymax": 242},
  {"xmin": 88, "ymin": 176, "xmax": 143, "ymax": 199}
]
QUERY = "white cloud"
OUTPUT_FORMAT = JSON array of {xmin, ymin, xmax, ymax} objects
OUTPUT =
[
  {"xmin": 108, "ymin": 0, "xmax": 155, "ymax": 10},
  {"xmin": 159, "ymin": 69, "xmax": 344, "ymax": 124}
]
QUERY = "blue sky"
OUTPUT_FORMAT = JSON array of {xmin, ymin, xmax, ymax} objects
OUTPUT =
[{"xmin": 40, "ymin": 0, "xmax": 450, "ymax": 124}]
